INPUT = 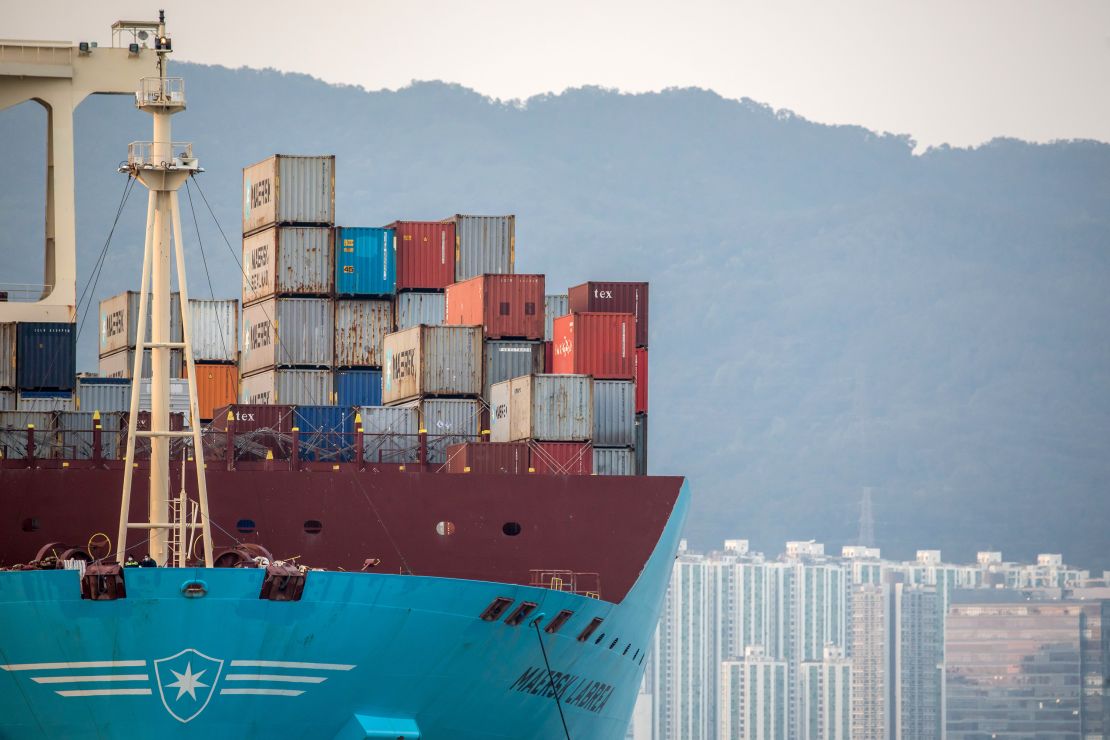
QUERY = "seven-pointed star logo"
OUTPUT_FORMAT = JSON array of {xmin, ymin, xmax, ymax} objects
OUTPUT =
[
  {"xmin": 153, "ymin": 648, "xmax": 223, "ymax": 723},
  {"xmin": 166, "ymin": 662, "xmax": 208, "ymax": 701}
]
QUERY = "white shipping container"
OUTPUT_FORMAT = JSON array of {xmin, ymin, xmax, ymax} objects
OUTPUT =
[
  {"xmin": 544, "ymin": 295, "xmax": 568, "ymax": 342},
  {"xmin": 0, "ymin": 322, "xmax": 15, "ymax": 388},
  {"xmin": 76, "ymin": 378, "xmax": 132, "ymax": 413},
  {"xmin": 358, "ymin": 405, "xmax": 419, "ymax": 463},
  {"xmin": 482, "ymin": 340, "xmax": 544, "ymax": 402},
  {"xmin": 98, "ymin": 291, "xmax": 182, "ymax": 356},
  {"xmin": 592, "ymin": 380, "xmax": 635, "ymax": 447},
  {"xmin": 593, "ymin": 447, "xmax": 635, "ymax": 476},
  {"xmin": 335, "ymin": 299, "xmax": 393, "ymax": 368},
  {"xmin": 242, "ymin": 154, "xmax": 335, "ymax": 235},
  {"xmin": 394, "ymin": 292, "xmax": 445, "ymax": 331},
  {"xmin": 239, "ymin": 368, "xmax": 331, "ymax": 406},
  {"xmin": 188, "ymin": 299, "xmax": 239, "ymax": 363},
  {"xmin": 398, "ymin": 398, "xmax": 482, "ymax": 464},
  {"xmin": 240, "ymin": 297, "xmax": 334, "ymax": 375},
  {"xmin": 16, "ymin": 392, "xmax": 75, "ymax": 412},
  {"xmin": 0, "ymin": 390, "xmax": 13, "ymax": 410},
  {"xmin": 98, "ymin": 347, "xmax": 183, "ymax": 379},
  {"xmin": 139, "ymin": 378, "xmax": 191, "ymax": 417},
  {"xmin": 241, "ymin": 226, "xmax": 333, "ymax": 303},
  {"xmin": 381, "ymin": 325, "xmax": 482, "ymax": 405},
  {"xmin": 56, "ymin": 411, "xmax": 122, "ymax": 460},
  {"xmin": 490, "ymin": 374, "xmax": 593, "ymax": 443},
  {"xmin": 448, "ymin": 214, "xmax": 515, "ymax": 281}
]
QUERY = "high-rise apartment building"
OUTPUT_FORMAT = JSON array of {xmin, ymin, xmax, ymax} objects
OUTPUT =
[
  {"xmin": 653, "ymin": 543, "xmax": 710, "ymax": 740},
  {"xmin": 800, "ymin": 644, "xmax": 852, "ymax": 740},
  {"xmin": 719, "ymin": 647, "xmax": 788, "ymax": 740}
]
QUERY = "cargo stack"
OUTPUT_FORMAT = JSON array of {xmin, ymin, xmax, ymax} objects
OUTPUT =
[
  {"xmin": 333, "ymin": 226, "xmax": 393, "ymax": 408},
  {"xmin": 239, "ymin": 154, "xmax": 336, "ymax": 406},
  {"xmin": 389, "ymin": 221, "xmax": 454, "ymax": 332},
  {"xmin": 543, "ymin": 294, "xmax": 569, "ymax": 372},
  {"xmin": 186, "ymin": 298, "xmax": 239, "ymax": 421},
  {"xmin": 0, "ymin": 320, "xmax": 76, "ymax": 455},
  {"xmin": 98, "ymin": 291, "xmax": 182, "ymax": 379},
  {"xmin": 0, "ymin": 323, "xmax": 15, "ymax": 412},
  {"xmin": 489, "ymin": 374, "xmax": 594, "ymax": 475}
]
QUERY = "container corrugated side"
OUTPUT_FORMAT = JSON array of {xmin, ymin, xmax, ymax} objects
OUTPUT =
[
  {"xmin": 210, "ymin": 403, "xmax": 296, "ymax": 462},
  {"xmin": 56, "ymin": 411, "xmax": 122, "ymax": 460},
  {"xmin": 634, "ymin": 346, "xmax": 648, "ymax": 414},
  {"xmin": 568, "ymin": 281, "xmax": 649, "ymax": 348},
  {"xmin": 381, "ymin": 325, "xmax": 481, "ymax": 404},
  {"xmin": 358, "ymin": 405, "xmax": 419, "ymax": 463},
  {"xmin": 445, "ymin": 442, "xmax": 529, "ymax": 474},
  {"xmin": 16, "ymin": 391, "xmax": 74, "ymax": 412},
  {"xmin": 0, "ymin": 390, "xmax": 13, "ymax": 411},
  {"xmin": 242, "ymin": 154, "xmax": 335, "ymax": 234},
  {"xmin": 293, "ymin": 405, "xmax": 356, "ymax": 462},
  {"xmin": 188, "ymin": 299, "xmax": 238, "ymax": 363},
  {"xmin": 241, "ymin": 297, "xmax": 334, "ymax": 374},
  {"xmin": 0, "ymin": 323, "xmax": 15, "ymax": 388},
  {"xmin": 482, "ymin": 340, "xmax": 544, "ymax": 402},
  {"xmin": 239, "ymin": 368, "xmax": 331, "ymax": 406},
  {"xmin": 504, "ymin": 374, "xmax": 593, "ymax": 442},
  {"xmin": 335, "ymin": 227, "xmax": 396, "ymax": 296},
  {"xmin": 391, "ymin": 221, "xmax": 455, "ymax": 290},
  {"xmin": 17, "ymin": 322, "xmax": 76, "ymax": 390},
  {"xmin": 401, "ymin": 398, "xmax": 482, "ymax": 464},
  {"xmin": 98, "ymin": 348, "xmax": 183, "ymax": 379},
  {"xmin": 544, "ymin": 295, "xmax": 568, "ymax": 342},
  {"xmin": 551, "ymin": 312, "xmax": 635, "ymax": 380},
  {"xmin": 593, "ymin": 380, "xmax": 635, "ymax": 447},
  {"xmin": 394, "ymin": 292, "xmax": 445, "ymax": 331},
  {"xmin": 448, "ymin": 214, "xmax": 514, "ymax": 281},
  {"xmin": 334, "ymin": 299, "xmax": 392, "ymax": 367},
  {"xmin": 445, "ymin": 274, "xmax": 544, "ymax": 340},
  {"xmin": 76, "ymin": 377, "xmax": 131, "ymax": 413},
  {"xmin": 184, "ymin": 363, "xmax": 238, "ymax": 420},
  {"xmin": 634, "ymin": 413, "xmax": 647, "ymax": 476},
  {"xmin": 334, "ymin": 369, "xmax": 382, "ymax": 407},
  {"xmin": 242, "ymin": 226, "xmax": 333, "ymax": 303},
  {"xmin": 139, "ymin": 378, "xmax": 191, "ymax": 417},
  {"xmin": 593, "ymin": 447, "xmax": 635, "ymax": 476},
  {"xmin": 0, "ymin": 411, "xmax": 55, "ymax": 458},
  {"xmin": 98, "ymin": 291, "xmax": 182, "ymax": 356},
  {"xmin": 529, "ymin": 441, "xmax": 592, "ymax": 475}
]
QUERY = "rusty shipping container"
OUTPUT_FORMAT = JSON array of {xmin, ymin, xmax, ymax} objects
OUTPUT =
[
  {"xmin": 551, "ymin": 313, "xmax": 635, "ymax": 380},
  {"xmin": 98, "ymin": 291, "xmax": 182, "ymax": 356},
  {"xmin": 98, "ymin": 347, "xmax": 183, "ymax": 379},
  {"xmin": 55, "ymin": 411, "xmax": 122, "ymax": 460},
  {"xmin": 358, "ymin": 405, "xmax": 419, "ymax": 464},
  {"xmin": 398, "ymin": 397, "xmax": 482, "ymax": 464},
  {"xmin": 446, "ymin": 442, "xmax": 529, "ymax": 474},
  {"xmin": 568, "ymin": 281, "xmax": 649, "ymax": 347},
  {"xmin": 394, "ymin": 292, "xmax": 446, "ymax": 331},
  {"xmin": 240, "ymin": 297, "xmax": 334, "ymax": 375},
  {"xmin": 544, "ymin": 295, "xmax": 568, "ymax": 342},
  {"xmin": 445, "ymin": 274, "xmax": 545, "ymax": 340},
  {"xmin": 0, "ymin": 322, "xmax": 14, "ymax": 388},
  {"xmin": 183, "ymin": 362, "xmax": 238, "ymax": 421},
  {"xmin": 482, "ymin": 340, "xmax": 544, "ymax": 402},
  {"xmin": 239, "ymin": 368, "xmax": 331, "ymax": 406},
  {"xmin": 242, "ymin": 154, "xmax": 335, "ymax": 235},
  {"xmin": 241, "ymin": 226, "xmax": 333, "ymax": 303},
  {"xmin": 0, "ymin": 390, "xmax": 14, "ymax": 411},
  {"xmin": 593, "ymin": 447, "xmax": 635, "ymax": 476},
  {"xmin": 446, "ymin": 214, "xmax": 515, "ymax": 281},
  {"xmin": 634, "ymin": 346, "xmax": 648, "ymax": 414},
  {"xmin": 381, "ymin": 325, "xmax": 482, "ymax": 405},
  {"xmin": 210, "ymin": 403, "xmax": 295, "ymax": 462},
  {"xmin": 593, "ymin": 379, "xmax": 635, "ymax": 447},
  {"xmin": 489, "ymin": 374, "xmax": 593, "ymax": 443},
  {"xmin": 188, "ymin": 298, "xmax": 238, "ymax": 363},
  {"xmin": 334, "ymin": 299, "xmax": 392, "ymax": 368},
  {"xmin": 529, "ymin": 441, "xmax": 593, "ymax": 475},
  {"xmin": 390, "ymin": 221, "xmax": 455, "ymax": 291}
]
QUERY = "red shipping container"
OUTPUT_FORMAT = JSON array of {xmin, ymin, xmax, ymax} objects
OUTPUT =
[
  {"xmin": 444, "ymin": 274, "xmax": 544, "ymax": 340},
  {"xmin": 209, "ymin": 403, "xmax": 295, "ymax": 461},
  {"xmin": 389, "ymin": 221, "xmax": 456, "ymax": 291},
  {"xmin": 568, "ymin": 281, "xmax": 649, "ymax": 348},
  {"xmin": 119, "ymin": 411, "xmax": 185, "ymax": 460},
  {"xmin": 445, "ymin": 442, "xmax": 530, "ymax": 473},
  {"xmin": 634, "ymin": 347, "xmax": 648, "ymax": 414},
  {"xmin": 530, "ymin": 441, "xmax": 593, "ymax": 475},
  {"xmin": 552, "ymin": 313, "xmax": 635, "ymax": 380},
  {"xmin": 544, "ymin": 340, "xmax": 553, "ymax": 373}
]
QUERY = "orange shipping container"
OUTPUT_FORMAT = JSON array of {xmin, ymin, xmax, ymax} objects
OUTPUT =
[
  {"xmin": 552, "ymin": 313, "xmax": 635, "ymax": 380},
  {"xmin": 444, "ymin": 274, "xmax": 545, "ymax": 340},
  {"xmin": 184, "ymin": 362, "xmax": 239, "ymax": 421}
]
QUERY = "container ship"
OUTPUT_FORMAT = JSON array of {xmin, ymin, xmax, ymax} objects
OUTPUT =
[{"xmin": 0, "ymin": 14, "xmax": 687, "ymax": 739}]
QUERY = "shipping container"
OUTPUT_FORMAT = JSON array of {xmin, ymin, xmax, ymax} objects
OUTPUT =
[
  {"xmin": 399, "ymin": 398, "xmax": 482, "ymax": 464},
  {"xmin": 242, "ymin": 226, "xmax": 333, "ymax": 303},
  {"xmin": 0, "ymin": 390, "xmax": 13, "ymax": 411},
  {"xmin": 568, "ymin": 281, "xmax": 649, "ymax": 347},
  {"xmin": 209, "ymin": 403, "xmax": 295, "ymax": 461},
  {"xmin": 634, "ymin": 413, "xmax": 647, "ymax": 476},
  {"xmin": 98, "ymin": 291, "xmax": 182, "ymax": 356},
  {"xmin": 0, "ymin": 411, "xmax": 54, "ymax": 459},
  {"xmin": 240, "ymin": 297, "xmax": 334, "ymax": 374},
  {"xmin": 390, "ymin": 221, "xmax": 455, "ymax": 291},
  {"xmin": 544, "ymin": 340, "xmax": 553, "ymax": 373},
  {"xmin": 381, "ymin": 325, "xmax": 482, "ymax": 405},
  {"xmin": 188, "ymin": 299, "xmax": 238, "ymax": 363},
  {"xmin": 17, "ymin": 322, "xmax": 76, "ymax": 391},
  {"xmin": 446, "ymin": 214, "xmax": 515, "ymax": 281},
  {"xmin": 56, "ymin": 411, "xmax": 122, "ymax": 460},
  {"xmin": 551, "ymin": 313, "xmax": 634, "ymax": 380},
  {"xmin": 119, "ymin": 411, "xmax": 186, "ymax": 460},
  {"xmin": 16, "ymin": 390, "xmax": 74, "ymax": 412},
  {"xmin": 242, "ymin": 154, "xmax": 335, "ymax": 235},
  {"xmin": 139, "ymin": 378, "xmax": 191, "ymax": 418},
  {"xmin": 394, "ymin": 291, "xmax": 445, "ymax": 331},
  {"xmin": 358, "ymin": 405, "xmax": 419, "ymax": 464},
  {"xmin": 489, "ymin": 374, "xmax": 593, "ymax": 443},
  {"xmin": 334, "ymin": 299, "xmax": 392, "ymax": 367},
  {"xmin": 183, "ymin": 362, "xmax": 238, "ymax": 421},
  {"xmin": 294, "ymin": 405, "xmax": 356, "ymax": 462},
  {"xmin": 334, "ymin": 369, "xmax": 382, "ymax": 408},
  {"xmin": 446, "ymin": 442, "xmax": 529, "ymax": 474},
  {"xmin": 98, "ymin": 347, "xmax": 183, "ymax": 379},
  {"xmin": 0, "ymin": 322, "xmax": 15, "ymax": 388},
  {"xmin": 593, "ymin": 447, "xmax": 635, "ymax": 476},
  {"xmin": 529, "ymin": 441, "xmax": 593, "ymax": 475},
  {"xmin": 544, "ymin": 294, "xmax": 568, "ymax": 342},
  {"xmin": 335, "ymin": 227, "xmax": 396, "ymax": 296},
  {"xmin": 634, "ymin": 346, "xmax": 648, "ymax": 414},
  {"xmin": 445, "ymin": 274, "xmax": 544, "ymax": 340},
  {"xmin": 75, "ymin": 377, "xmax": 131, "ymax": 413},
  {"xmin": 593, "ymin": 380, "xmax": 635, "ymax": 447},
  {"xmin": 482, "ymin": 340, "xmax": 544, "ymax": 402},
  {"xmin": 238, "ymin": 368, "xmax": 331, "ymax": 406}
]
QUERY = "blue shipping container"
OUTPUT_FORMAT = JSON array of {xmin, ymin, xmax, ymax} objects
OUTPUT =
[
  {"xmin": 334, "ymin": 369, "xmax": 382, "ymax": 408},
  {"xmin": 17, "ymin": 322, "xmax": 76, "ymax": 391},
  {"xmin": 335, "ymin": 227, "xmax": 396, "ymax": 296},
  {"xmin": 293, "ymin": 405, "xmax": 356, "ymax": 461}
]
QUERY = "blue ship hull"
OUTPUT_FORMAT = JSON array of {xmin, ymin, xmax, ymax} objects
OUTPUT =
[{"xmin": 0, "ymin": 482, "xmax": 688, "ymax": 739}]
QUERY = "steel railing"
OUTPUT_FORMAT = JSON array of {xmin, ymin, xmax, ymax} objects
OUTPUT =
[
  {"xmin": 126, "ymin": 140, "xmax": 194, "ymax": 169},
  {"xmin": 136, "ymin": 76, "xmax": 185, "ymax": 107}
]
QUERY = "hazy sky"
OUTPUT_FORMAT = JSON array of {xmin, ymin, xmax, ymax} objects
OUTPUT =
[{"xmin": 5, "ymin": 0, "xmax": 1109, "ymax": 149}]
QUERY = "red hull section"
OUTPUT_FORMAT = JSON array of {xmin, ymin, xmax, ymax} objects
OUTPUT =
[
  {"xmin": 446, "ymin": 442, "xmax": 530, "ymax": 474},
  {"xmin": 530, "ymin": 441, "xmax": 593, "ymax": 475}
]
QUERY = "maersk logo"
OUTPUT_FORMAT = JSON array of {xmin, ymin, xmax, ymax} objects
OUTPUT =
[
  {"xmin": 243, "ymin": 178, "xmax": 251, "ymax": 217},
  {"xmin": 1, "ymin": 653, "xmax": 355, "ymax": 723}
]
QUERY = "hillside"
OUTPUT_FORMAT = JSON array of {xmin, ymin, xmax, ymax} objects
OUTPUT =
[{"xmin": 2, "ymin": 64, "xmax": 1109, "ymax": 568}]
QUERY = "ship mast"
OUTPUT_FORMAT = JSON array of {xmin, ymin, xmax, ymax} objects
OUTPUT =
[{"xmin": 116, "ymin": 10, "xmax": 213, "ymax": 567}]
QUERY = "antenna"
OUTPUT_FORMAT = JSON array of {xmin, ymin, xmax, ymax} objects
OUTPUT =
[{"xmin": 857, "ymin": 486, "xmax": 875, "ymax": 548}]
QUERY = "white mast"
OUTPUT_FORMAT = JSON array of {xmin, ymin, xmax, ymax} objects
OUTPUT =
[{"xmin": 116, "ymin": 11, "xmax": 213, "ymax": 567}]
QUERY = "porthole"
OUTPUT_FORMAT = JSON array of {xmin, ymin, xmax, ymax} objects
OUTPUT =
[
  {"xmin": 436, "ymin": 521, "xmax": 456, "ymax": 536},
  {"xmin": 235, "ymin": 519, "xmax": 256, "ymax": 534},
  {"xmin": 502, "ymin": 521, "xmax": 522, "ymax": 536},
  {"xmin": 21, "ymin": 517, "xmax": 39, "ymax": 532},
  {"xmin": 303, "ymin": 520, "xmax": 322, "ymax": 535}
]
